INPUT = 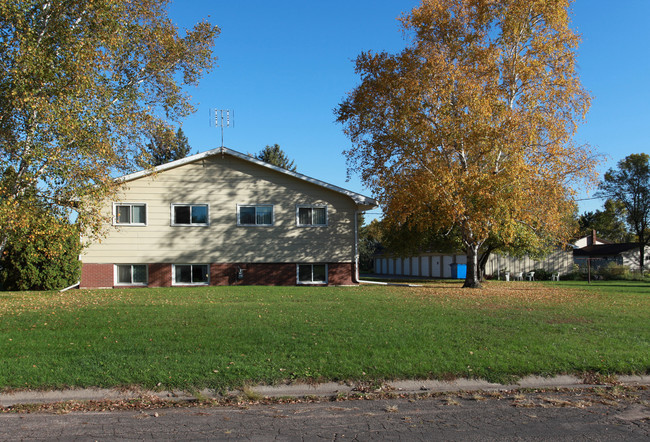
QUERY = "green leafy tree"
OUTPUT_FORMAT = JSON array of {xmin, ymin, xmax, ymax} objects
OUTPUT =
[
  {"xmin": 578, "ymin": 199, "xmax": 632, "ymax": 243},
  {"xmin": 138, "ymin": 127, "xmax": 192, "ymax": 167},
  {"xmin": 358, "ymin": 218, "xmax": 384, "ymax": 273},
  {"xmin": 256, "ymin": 144, "xmax": 297, "ymax": 171},
  {"xmin": 0, "ymin": 0, "xmax": 219, "ymax": 257},
  {"xmin": 598, "ymin": 153, "xmax": 650, "ymax": 272},
  {"xmin": 336, "ymin": 0, "xmax": 596, "ymax": 288},
  {"xmin": 0, "ymin": 211, "xmax": 82, "ymax": 291}
]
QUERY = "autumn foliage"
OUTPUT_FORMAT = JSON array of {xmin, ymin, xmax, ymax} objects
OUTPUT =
[
  {"xmin": 337, "ymin": 0, "xmax": 597, "ymax": 287},
  {"xmin": 0, "ymin": 0, "xmax": 219, "ymax": 260}
]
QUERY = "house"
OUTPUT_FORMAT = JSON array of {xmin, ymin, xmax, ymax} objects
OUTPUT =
[
  {"xmin": 571, "ymin": 230, "xmax": 648, "ymax": 271},
  {"xmin": 572, "ymin": 230, "xmax": 611, "ymax": 249},
  {"xmin": 80, "ymin": 147, "xmax": 377, "ymax": 288},
  {"xmin": 573, "ymin": 243, "xmax": 648, "ymax": 271}
]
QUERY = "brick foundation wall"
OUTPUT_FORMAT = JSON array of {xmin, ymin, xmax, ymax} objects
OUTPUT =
[
  {"xmin": 328, "ymin": 262, "xmax": 356, "ymax": 285},
  {"xmin": 210, "ymin": 263, "xmax": 356, "ymax": 286},
  {"xmin": 149, "ymin": 263, "xmax": 172, "ymax": 287},
  {"xmin": 80, "ymin": 262, "xmax": 357, "ymax": 288},
  {"xmin": 80, "ymin": 263, "xmax": 113, "ymax": 289},
  {"xmin": 210, "ymin": 263, "xmax": 298, "ymax": 286}
]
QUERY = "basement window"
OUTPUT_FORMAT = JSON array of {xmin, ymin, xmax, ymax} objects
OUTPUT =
[
  {"xmin": 173, "ymin": 264, "xmax": 209, "ymax": 285},
  {"xmin": 297, "ymin": 264, "xmax": 328, "ymax": 284},
  {"xmin": 115, "ymin": 264, "xmax": 148, "ymax": 285}
]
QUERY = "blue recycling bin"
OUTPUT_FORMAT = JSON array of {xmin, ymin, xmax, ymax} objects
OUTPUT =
[{"xmin": 450, "ymin": 263, "xmax": 467, "ymax": 279}]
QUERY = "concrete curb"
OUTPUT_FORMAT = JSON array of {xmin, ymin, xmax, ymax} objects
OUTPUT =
[{"xmin": 1, "ymin": 375, "xmax": 648, "ymax": 407}]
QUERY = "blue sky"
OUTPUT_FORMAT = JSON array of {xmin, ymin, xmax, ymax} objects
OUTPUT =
[{"xmin": 167, "ymin": 0, "xmax": 650, "ymax": 219}]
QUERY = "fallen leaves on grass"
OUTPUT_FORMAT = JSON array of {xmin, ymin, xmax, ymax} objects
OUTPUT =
[{"xmin": 399, "ymin": 282, "xmax": 593, "ymax": 309}]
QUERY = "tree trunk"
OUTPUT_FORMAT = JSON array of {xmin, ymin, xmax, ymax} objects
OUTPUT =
[
  {"xmin": 0, "ymin": 234, "xmax": 7, "ymax": 259},
  {"xmin": 478, "ymin": 246, "xmax": 495, "ymax": 282},
  {"xmin": 639, "ymin": 242, "xmax": 646, "ymax": 274},
  {"xmin": 463, "ymin": 243, "xmax": 482, "ymax": 288}
]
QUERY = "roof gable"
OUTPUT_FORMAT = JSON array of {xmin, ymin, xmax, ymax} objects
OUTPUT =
[{"xmin": 117, "ymin": 147, "xmax": 377, "ymax": 209}]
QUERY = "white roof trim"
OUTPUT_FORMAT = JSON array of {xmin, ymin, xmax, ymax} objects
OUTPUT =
[{"xmin": 117, "ymin": 146, "xmax": 378, "ymax": 208}]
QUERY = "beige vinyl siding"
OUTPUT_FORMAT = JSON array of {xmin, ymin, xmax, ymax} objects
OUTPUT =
[{"xmin": 82, "ymin": 155, "xmax": 357, "ymax": 264}]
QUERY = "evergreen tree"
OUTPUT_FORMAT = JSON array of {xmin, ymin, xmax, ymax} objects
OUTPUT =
[
  {"xmin": 256, "ymin": 144, "xmax": 297, "ymax": 172},
  {"xmin": 139, "ymin": 127, "xmax": 192, "ymax": 167}
]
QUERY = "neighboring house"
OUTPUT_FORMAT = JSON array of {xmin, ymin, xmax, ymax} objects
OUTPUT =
[
  {"xmin": 572, "ymin": 230, "xmax": 648, "ymax": 271},
  {"xmin": 80, "ymin": 147, "xmax": 377, "ymax": 288},
  {"xmin": 573, "ymin": 230, "xmax": 611, "ymax": 249},
  {"xmin": 573, "ymin": 243, "xmax": 648, "ymax": 271}
]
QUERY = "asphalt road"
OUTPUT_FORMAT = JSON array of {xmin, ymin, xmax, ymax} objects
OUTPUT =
[{"xmin": 1, "ymin": 388, "xmax": 648, "ymax": 441}]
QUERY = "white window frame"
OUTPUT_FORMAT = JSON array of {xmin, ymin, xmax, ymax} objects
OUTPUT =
[
  {"xmin": 296, "ymin": 204, "xmax": 328, "ymax": 227},
  {"xmin": 113, "ymin": 203, "xmax": 147, "ymax": 226},
  {"xmin": 237, "ymin": 204, "xmax": 275, "ymax": 226},
  {"xmin": 172, "ymin": 264, "xmax": 210, "ymax": 285},
  {"xmin": 114, "ymin": 264, "xmax": 148, "ymax": 286},
  {"xmin": 296, "ymin": 264, "xmax": 328, "ymax": 285},
  {"xmin": 170, "ymin": 203, "xmax": 210, "ymax": 227}
]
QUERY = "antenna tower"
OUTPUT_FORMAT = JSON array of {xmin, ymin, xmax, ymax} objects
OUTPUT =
[{"xmin": 211, "ymin": 109, "xmax": 235, "ymax": 147}]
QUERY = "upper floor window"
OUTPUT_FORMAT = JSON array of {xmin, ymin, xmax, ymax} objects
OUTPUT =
[
  {"xmin": 114, "ymin": 203, "xmax": 146, "ymax": 226},
  {"xmin": 297, "ymin": 205, "xmax": 327, "ymax": 226},
  {"xmin": 237, "ymin": 204, "xmax": 274, "ymax": 226},
  {"xmin": 172, "ymin": 204, "xmax": 209, "ymax": 226}
]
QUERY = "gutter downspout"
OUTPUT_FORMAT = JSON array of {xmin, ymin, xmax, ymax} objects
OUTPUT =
[
  {"xmin": 353, "ymin": 210, "xmax": 360, "ymax": 283},
  {"xmin": 59, "ymin": 281, "xmax": 80, "ymax": 293}
]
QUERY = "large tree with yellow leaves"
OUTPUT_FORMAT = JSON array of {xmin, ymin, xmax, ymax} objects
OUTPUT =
[
  {"xmin": 337, "ymin": 0, "xmax": 597, "ymax": 287},
  {"xmin": 0, "ymin": 0, "xmax": 219, "ymax": 257}
]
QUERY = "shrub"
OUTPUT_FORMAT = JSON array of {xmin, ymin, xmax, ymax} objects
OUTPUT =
[
  {"xmin": 563, "ymin": 264, "xmax": 585, "ymax": 280},
  {"xmin": 596, "ymin": 263, "xmax": 629, "ymax": 281},
  {"xmin": 0, "ymin": 217, "xmax": 81, "ymax": 291},
  {"xmin": 532, "ymin": 268, "xmax": 552, "ymax": 281}
]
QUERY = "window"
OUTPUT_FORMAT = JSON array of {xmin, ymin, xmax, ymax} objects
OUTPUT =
[
  {"xmin": 171, "ymin": 204, "xmax": 209, "ymax": 226},
  {"xmin": 114, "ymin": 203, "xmax": 146, "ymax": 225},
  {"xmin": 297, "ymin": 205, "xmax": 327, "ymax": 226},
  {"xmin": 173, "ymin": 264, "xmax": 209, "ymax": 285},
  {"xmin": 297, "ymin": 264, "xmax": 328, "ymax": 284},
  {"xmin": 237, "ymin": 205, "xmax": 274, "ymax": 226},
  {"xmin": 115, "ymin": 264, "xmax": 148, "ymax": 285}
]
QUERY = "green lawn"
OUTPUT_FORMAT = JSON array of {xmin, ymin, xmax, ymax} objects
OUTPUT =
[{"xmin": 0, "ymin": 281, "xmax": 648, "ymax": 390}]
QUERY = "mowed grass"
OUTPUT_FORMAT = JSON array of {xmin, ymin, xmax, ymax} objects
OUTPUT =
[{"xmin": 0, "ymin": 281, "xmax": 648, "ymax": 390}]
